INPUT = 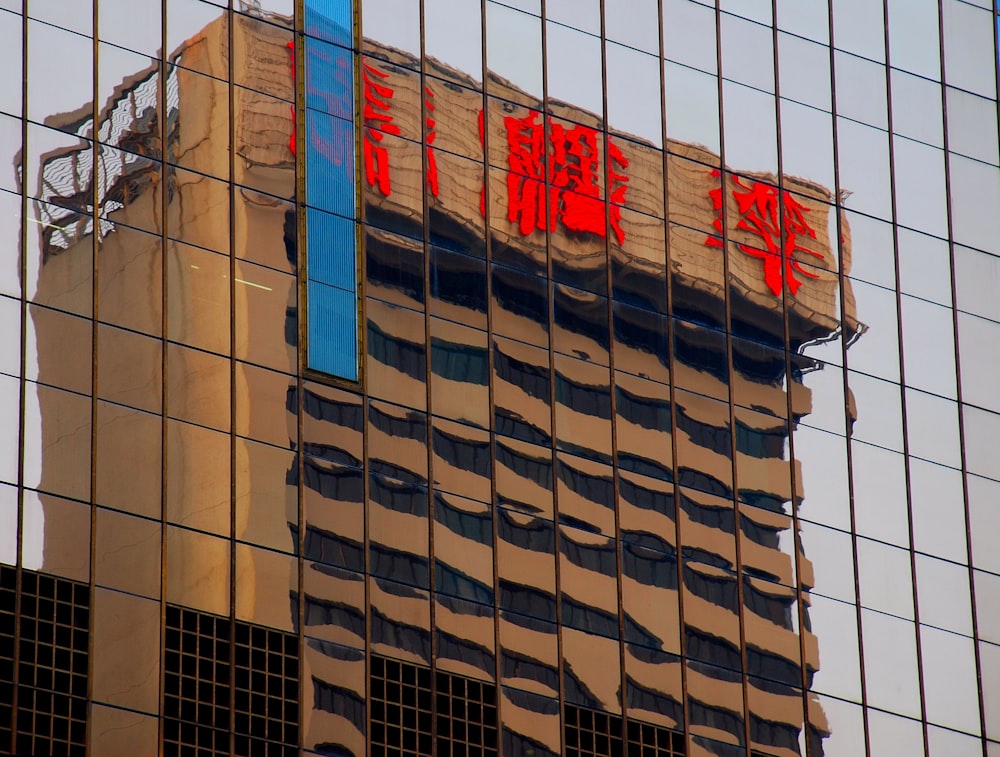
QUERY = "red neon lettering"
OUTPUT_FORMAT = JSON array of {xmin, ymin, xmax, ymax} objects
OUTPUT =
[
  {"xmin": 362, "ymin": 62, "xmax": 400, "ymax": 196},
  {"xmin": 425, "ymin": 85, "xmax": 439, "ymax": 198},
  {"xmin": 286, "ymin": 42, "xmax": 296, "ymax": 155},
  {"xmin": 482, "ymin": 109, "xmax": 629, "ymax": 244},
  {"xmin": 504, "ymin": 110, "xmax": 549, "ymax": 234},
  {"xmin": 707, "ymin": 171, "xmax": 823, "ymax": 297}
]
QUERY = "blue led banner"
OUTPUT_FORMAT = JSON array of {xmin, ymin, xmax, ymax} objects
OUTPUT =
[{"xmin": 303, "ymin": 0, "xmax": 359, "ymax": 381}]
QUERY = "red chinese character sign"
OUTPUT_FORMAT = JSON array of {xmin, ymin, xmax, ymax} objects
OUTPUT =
[
  {"xmin": 362, "ymin": 62, "xmax": 400, "ymax": 196},
  {"xmin": 483, "ymin": 109, "xmax": 629, "ymax": 246},
  {"xmin": 707, "ymin": 171, "xmax": 824, "ymax": 297},
  {"xmin": 361, "ymin": 60, "xmax": 439, "ymax": 200}
]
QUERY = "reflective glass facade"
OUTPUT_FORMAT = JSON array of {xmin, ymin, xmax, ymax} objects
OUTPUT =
[{"xmin": 1, "ymin": 1, "xmax": 1000, "ymax": 756}]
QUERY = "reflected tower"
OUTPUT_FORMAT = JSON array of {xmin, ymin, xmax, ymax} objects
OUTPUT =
[{"xmin": 4, "ymin": 2, "xmax": 998, "ymax": 757}]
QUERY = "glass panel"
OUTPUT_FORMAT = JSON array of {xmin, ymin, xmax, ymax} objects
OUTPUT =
[
  {"xmin": 947, "ymin": 87, "xmax": 999, "ymax": 166},
  {"xmin": 832, "ymin": 0, "xmax": 885, "ymax": 61},
  {"xmin": 166, "ymin": 0, "xmax": 228, "ymax": 73},
  {"xmin": 942, "ymin": 0, "xmax": 996, "ymax": 99},
  {"xmin": 27, "ymin": 20, "xmax": 93, "ymax": 128},
  {"xmin": 808, "ymin": 596, "xmax": 867, "ymax": 702},
  {"xmin": 485, "ymin": 2, "xmax": 542, "ymax": 105},
  {"xmin": 23, "ymin": 491, "xmax": 90, "ymax": 580},
  {"xmin": 776, "ymin": 0, "xmax": 829, "ymax": 45},
  {"xmin": 893, "ymin": 137, "xmax": 948, "ymax": 240},
  {"xmin": 309, "ymin": 281, "xmax": 358, "ymax": 381},
  {"xmin": 23, "ymin": 383, "xmax": 91, "ymax": 503},
  {"xmin": 91, "ymin": 589, "xmax": 160, "ymax": 714},
  {"xmin": 860, "ymin": 608, "xmax": 921, "ymax": 719},
  {"xmin": 235, "ymin": 261, "xmax": 296, "ymax": 374},
  {"xmin": 424, "ymin": 0, "xmax": 482, "ymax": 82},
  {"xmin": 235, "ymin": 544, "xmax": 298, "ymax": 631},
  {"xmin": 852, "ymin": 438, "xmax": 908, "ymax": 547},
  {"xmin": 166, "ymin": 342, "xmax": 231, "ymax": 431},
  {"xmin": 432, "ymin": 417, "xmax": 491, "ymax": 503},
  {"xmin": 909, "ymin": 457, "xmax": 967, "ymax": 565},
  {"xmin": 664, "ymin": 62, "xmax": 721, "ymax": 156},
  {"xmin": 362, "ymin": 0, "xmax": 420, "ymax": 58},
  {"xmin": 959, "ymin": 312, "xmax": 1000, "ymax": 415},
  {"xmin": 545, "ymin": 21, "xmax": 602, "ymax": 122},
  {"xmin": 96, "ymin": 324, "xmax": 161, "ymax": 414},
  {"xmin": 99, "ymin": 0, "xmax": 162, "ymax": 59},
  {"xmin": 165, "ymin": 419, "xmax": 230, "ymax": 537},
  {"xmin": 606, "ymin": 0, "xmax": 659, "ymax": 53},
  {"xmin": 301, "ymin": 640, "xmax": 366, "ymax": 755},
  {"xmin": 721, "ymin": 13, "xmax": 774, "ymax": 93},
  {"xmin": 890, "ymin": 68, "xmax": 944, "ymax": 148},
  {"xmin": 165, "ymin": 525, "xmax": 231, "ymax": 616},
  {"xmin": 367, "ymin": 298, "xmax": 425, "ymax": 408},
  {"xmin": 867, "ymin": 710, "xmax": 926, "ymax": 757},
  {"xmin": 95, "ymin": 402, "xmax": 162, "ymax": 520},
  {"xmin": 779, "ymin": 34, "xmax": 831, "ymax": 114},
  {"xmin": 721, "ymin": 80, "xmax": 777, "ymax": 176},
  {"xmin": 235, "ymin": 438, "xmax": 297, "ymax": 553},
  {"xmin": 607, "ymin": 43, "xmax": 662, "ymax": 147},
  {"xmin": 837, "ymin": 118, "xmax": 892, "ymax": 222},
  {"xmin": 90, "ymin": 706, "xmax": 158, "ymax": 756},
  {"xmin": 94, "ymin": 507, "xmax": 161, "ymax": 596},
  {"xmin": 856, "ymin": 536, "xmax": 914, "ymax": 619},
  {"xmin": 497, "ymin": 507, "xmax": 556, "ymax": 623},
  {"xmin": 887, "ymin": 0, "xmax": 940, "ymax": 80},
  {"xmin": 921, "ymin": 625, "xmax": 981, "ymax": 734},
  {"xmin": 950, "ymin": 152, "xmax": 1000, "ymax": 255},
  {"xmin": 430, "ymin": 318, "xmax": 490, "ymax": 429},
  {"xmin": 662, "ymin": 0, "xmax": 717, "ymax": 74},
  {"xmin": 897, "ymin": 227, "xmax": 952, "ymax": 307}
]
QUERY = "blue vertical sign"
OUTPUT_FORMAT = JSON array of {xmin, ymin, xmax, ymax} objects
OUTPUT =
[{"xmin": 304, "ymin": 0, "xmax": 359, "ymax": 381}]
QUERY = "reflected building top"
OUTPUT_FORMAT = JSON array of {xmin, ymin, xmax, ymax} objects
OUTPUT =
[{"xmin": 358, "ymin": 37, "xmax": 861, "ymax": 356}]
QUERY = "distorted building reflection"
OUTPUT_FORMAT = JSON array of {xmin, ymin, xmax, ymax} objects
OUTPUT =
[{"xmin": 26, "ymin": 1, "xmax": 1000, "ymax": 757}]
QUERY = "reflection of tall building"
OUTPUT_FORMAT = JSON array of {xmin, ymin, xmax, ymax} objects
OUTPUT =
[{"xmin": 3, "ymin": 3, "xmax": 1000, "ymax": 757}]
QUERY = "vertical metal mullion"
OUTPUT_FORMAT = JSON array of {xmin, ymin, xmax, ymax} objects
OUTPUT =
[
  {"xmin": 157, "ymin": 0, "xmax": 170, "ymax": 751},
  {"xmin": 353, "ymin": 0, "xmax": 376, "ymax": 751},
  {"xmin": 825, "ymin": 2, "xmax": 872, "ymax": 754},
  {"xmin": 879, "ymin": 2, "xmax": 933, "ymax": 754},
  {"xmin": 711, "ymin": 2, "xmax": 754, "ymax": 753},
  {"xmin": 938, "ymin": 0, "xmax": 991, "ymax": 748},
  {"xmin": 769, "ymin": 3, "xmax": 823, "ymax": 756},
  {"xmin": 416, "ymin": 2, "xmax": 440, "ymax": 753},
  {"xmin": 536, "ymin": 0, "xmax": 566, "ymax": 744},
  {"xmin": 227, "ymin": 1, "xmax": 238, "ymax": 755},
  {"xmin": 292, "ymin": 3, "xmax": 308, "ymax": 757},
  {"xmin": 657, "ymin": 0, "xmax": 692, "ymax": 745},
  {"xmin": 479, "ymin": 0, "xmax": 505, "ymax": 741},
  {"xmin": 597, "ymin": 0, "xmax": 629, "ymax": 747},
  {"xmin": 10, "ymin": 1, "xmax": 28, "ymax": 753},
  {"xmin": 85, "ymin": 0, "xmax": 100, "ymax": 750}
]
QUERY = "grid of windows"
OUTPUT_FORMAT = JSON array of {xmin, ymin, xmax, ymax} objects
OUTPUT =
[
  {"xmin": 370, "ymin": 655, "xmax": 500, "ymax": 757},
  {"xmin": 164, "ymin": 606, "xmax": 300, "ymax": 757},
  {"xmin": 0, "ymin": 566, "xmax": 13, "ymax": 752},
  {"xmin": 564, "ymin": 705, "xmax": 687, "ymax": 757},
  {"xmin": 370, "ymin": 656, "xmax": 433, "ymax": 757},
  {"xmin": 0, "ymin": 567, "xmax": 89, "ymax": 757},
  {"xmin": 436, "ymin": 669, "xmax": 499, "ymax": 757}
]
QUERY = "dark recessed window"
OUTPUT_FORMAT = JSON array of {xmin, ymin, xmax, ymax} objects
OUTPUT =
[
  {"xmin": 2, "ymin": 566, "xmax": 90, "ymax": 757},
  {"xmin": 164, "ymin": 605, "xmax": 300, "ymax": 757},
  {"xmin": 370, "ymin": 654, "xmax": 498, "ymax": 757},
  {"xmin": 565, "ymin": 701, "xmax": 686, "ymax": 757}
]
